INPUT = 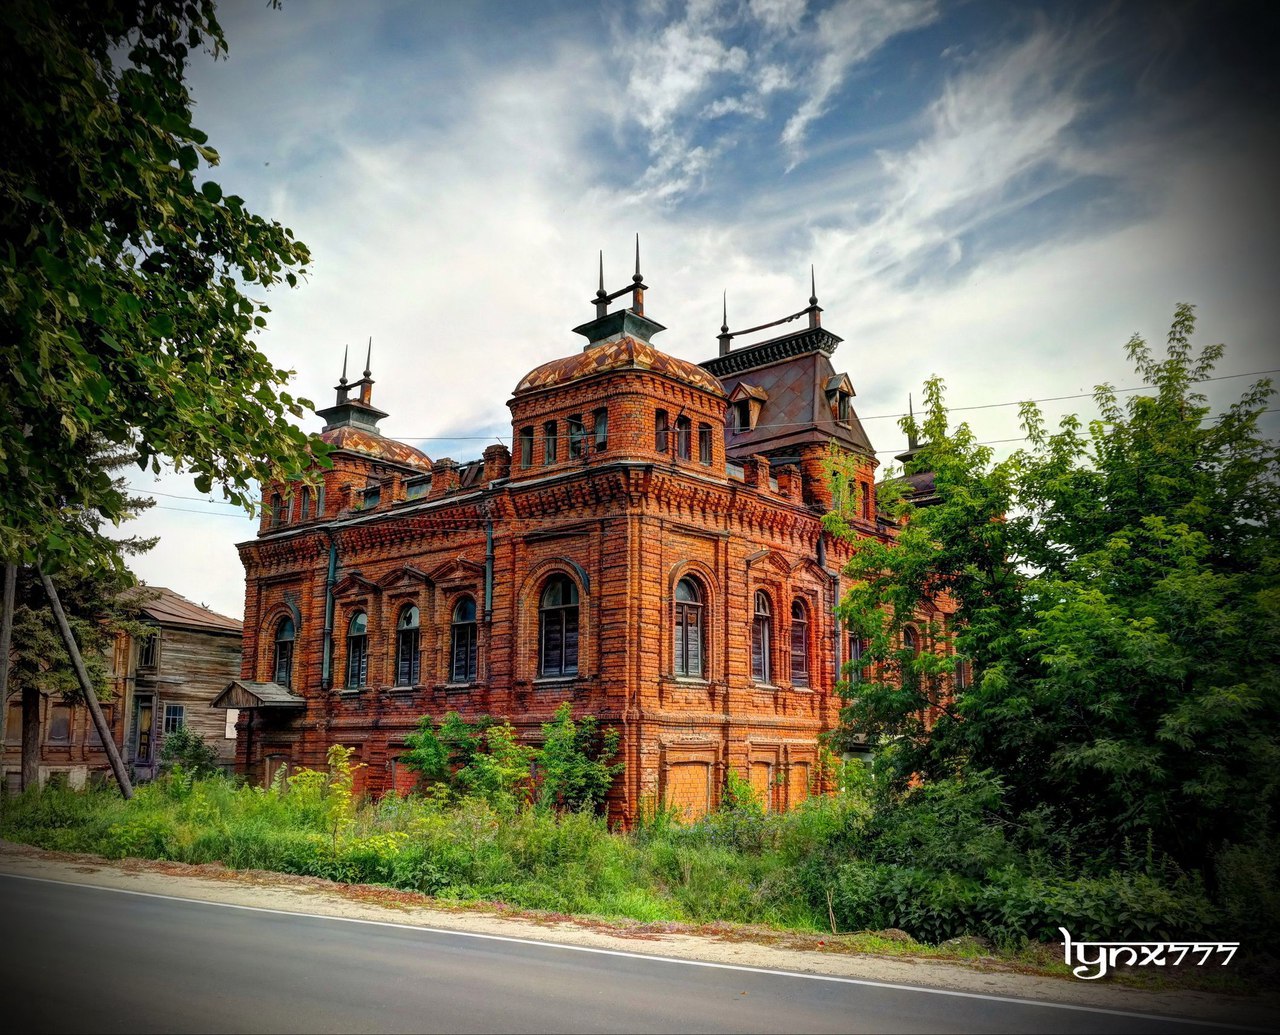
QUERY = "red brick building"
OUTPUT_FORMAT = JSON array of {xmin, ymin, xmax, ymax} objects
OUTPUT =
[{"xmin": 220, "ymin": 271, "xmax": 948, "ymax": 822}]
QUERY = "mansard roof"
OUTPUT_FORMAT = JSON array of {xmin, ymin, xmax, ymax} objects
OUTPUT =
[{"xmin": 513, "ymin": 335, "xmax": 724, "ymax": 398}]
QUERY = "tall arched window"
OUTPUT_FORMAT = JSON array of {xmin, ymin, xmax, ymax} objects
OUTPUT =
[
  {"xmin": 751, "ymin": 591, "xmax": 772, "ymax": 684},
  {"xmin": 790, "ymin": 600, "xmax": 809, "ymax": 687},
  {"xmin": 539, "ymin": 575, "xmax": 579, "ymax": 677},
  {"xmin": 274, "ymin": 617, "xmax": 295, "ymax": 687},
  {"xmin": 395, "ymin": 606, "xmax": 420, "ymax": 686},
  {"xmin": 270, "ymin": 492, "xmax": 285, "ymax": 527},
  {"xmin": 902, "ymin": 624, "xmax": 921, "ymax": 695},
  {"xmin": 345, "ymin": 612, "xmax": 368, "ymax": 689},
  {"xmin": 674, "ymin": 577, "xmax": 703, "ymax": 678},
  {"xmin": 451, "ymin": 596, "xmax": 477, "ymax": 683},
  {"xmin": 299, "ymin": 486, "xmax": 312, "ymax": 521}
]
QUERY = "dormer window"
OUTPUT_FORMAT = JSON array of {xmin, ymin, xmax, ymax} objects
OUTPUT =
[
  {"xmin": 734, "ymin": 400, "xmax": 751, "ymax": 432},
  {"xmin": 362, "ymin": 485, "xmax": 380, "ymax": 510},
  {"xmin": 727, "ymin": 384, "xmax": 766, "ymax": 433},
  {"xmin": 837, "ymin": 393, "xmax": 850, "ymax": 421},
  {"xmin": 825, "ymin": 373, "xmax": 854, "ymax": 424}
]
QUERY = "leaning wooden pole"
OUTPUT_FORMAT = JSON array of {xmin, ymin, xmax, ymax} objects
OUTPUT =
[
  {"xmin": 0, "ymin": 563, "xmax": 15, "ymax": 748},
  {"xmin": 38, "ymin": 569, "xmax": 133, "ymax": 799}
]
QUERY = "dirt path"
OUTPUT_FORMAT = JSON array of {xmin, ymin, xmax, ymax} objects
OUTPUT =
[{"xmin": 1, "ymin": 840, "xmax": 1270, "ymax": 1029}]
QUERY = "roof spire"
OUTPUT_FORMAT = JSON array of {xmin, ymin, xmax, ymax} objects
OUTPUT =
[
  {"xmin": 633, "ymin": 233, "xmax": 642, "ymax": 283},
  {"xmin": 718, "ymin": 291, "xmax": 732, "ymax": 356},
  {"xmin": 806, "ymin": 264, "xmax": 822, "ymax": 328},
  {"xmin": 339, "ymin": 344, "xmax": 349, "ymax": 386},
  {"xmin": 363, "ymin": 337, "xmax": 372, "ymax": 379},
  {"xmin": 907, "ymin": 393, "xmax": 919, "ymax": 451}
]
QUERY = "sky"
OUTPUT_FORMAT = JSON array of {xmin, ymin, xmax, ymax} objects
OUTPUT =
[{"xmin": 119, "ymin": 0, "xmax": 1280, "ymax": 620}]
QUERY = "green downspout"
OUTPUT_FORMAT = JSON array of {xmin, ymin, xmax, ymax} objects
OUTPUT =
[{"xmin": 484, "ymin": 519, "xmax": 494, "ymax": 622}]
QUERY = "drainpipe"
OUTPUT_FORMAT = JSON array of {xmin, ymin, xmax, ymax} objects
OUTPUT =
[
  {"xmin": 321, "ymin": 529, "xmax": 338, "ymax": 690},
  {"xmin": 484, "ymin": 519, "xmax": 495, "ymax": 622}
]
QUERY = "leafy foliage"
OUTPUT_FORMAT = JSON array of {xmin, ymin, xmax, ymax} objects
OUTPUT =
[
  {"xmin": 158, "ymin": 723, "xmax": 220, "ymax": 779},
  {"xmin": 535, "ymin": 703, "xmax": 623, "ymax": 814},
  {"xmin": 0, "ymin": 0, "xmax": 325, "ymax": 567},
  {"xmin": 827, "ymin": 304, "xmax": 1280, "ymax": 873}
]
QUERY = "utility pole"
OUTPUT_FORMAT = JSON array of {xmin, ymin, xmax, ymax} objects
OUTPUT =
[
  {"xmin": 0, "ymin": 563, "xmax": 14, "ymax": 754},
  {"xmin": 39, "ymin": 569, "xmax": 133, "ymax": 799}
]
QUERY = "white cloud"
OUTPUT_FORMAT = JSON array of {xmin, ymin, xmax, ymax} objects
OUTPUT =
[{"xmin": 749, "ymin": 0, "xmax": 807, "ymax": 35}]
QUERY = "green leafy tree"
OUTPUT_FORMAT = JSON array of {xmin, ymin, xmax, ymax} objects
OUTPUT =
[
  {"xmin": 828, "ymin": 305, "xmax": 1280, "ymax": 871},
  {"xmin": 158, "ymin": 722, "xmax": 219, "ymax": 778},
  {"xmin": 1, "ymin": 0, "xmax": 324, "ymax": 568},
  {"xmin": 456, "ymin": 721, "xmax": 535, "ymax": 813},
  {"xmin": 535, "ymin": 702, "xmax": 622, "ymax": 814}
]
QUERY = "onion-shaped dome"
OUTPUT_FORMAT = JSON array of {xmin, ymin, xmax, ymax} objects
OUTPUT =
[{"xmin": 513, "ymin": 335, "xmax": 723, "ymax": 398}]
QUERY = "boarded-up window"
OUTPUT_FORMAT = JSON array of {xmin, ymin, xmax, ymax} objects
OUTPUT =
[
  {"xmin": 749, "ymin": 761, "xmax": 774, "ymax": 811},
  {"xmin": 665, "ymin": 762, "xmax": 711, "ymax": 821},
  {"xmin": 87, "ymin": 705, "xmax": 114, "ymax": 747},
  {"xmin": 5, "ymin": 704, "xmax": 20, "ymax": 744},
  {"xmin": 789, "ymin": 762, "xmax": 811, "ymax": 804},
  {"xmin": 751, "ymin": 591, "xmax": 772, "ymax": 684}
]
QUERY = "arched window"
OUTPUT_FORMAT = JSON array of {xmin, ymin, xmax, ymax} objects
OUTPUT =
[
  {"xmin": 395, "ymin": 606, "xmax": 420, "ymax": 687},
  {"xmin": 451, "ymin": 596, "xmax": 477, "ymax": 683},
  {"xmin": 538, "ymin": 575, "xmax": 579, "ymax": 677},
  {"xmin": 674, "ymin": 577, "xmax": 704, "ymax": 678},
  {"xmin": 751, "ymin": 591, "xmax": 772, "ymax": 684},
  {"xmin": 790, "ymin": 600, "xmax": 809, "ymax": 687},
  {"xmin": 270, "ymin": 492, "xmax": 285, "ymax": 527},
  {"xmin": 345, "ymin": 612, "xmax": 368, "ymax": 689},
  {"xmin": 675, "ymin": 415, "xmax": 692, "ymax": 459},
  {"xmin": 299, "ymin": 486, "xmax": 312, "ymax": 521},
  {"xmin": 902, "ymin": 624, "xmax": 921, "ymax": 695},
  {"xmin": 273, "ymin": 617, "xmax": 295, "ymax": 687}
]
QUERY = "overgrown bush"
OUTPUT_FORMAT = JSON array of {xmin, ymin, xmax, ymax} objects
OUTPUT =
[{"xmin": 158, "ymin": 724, "xmax": 221, "ymax": 779}]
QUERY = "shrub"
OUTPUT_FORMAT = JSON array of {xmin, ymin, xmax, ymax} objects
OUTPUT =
[{"xmin": 159, "ymin": 725, "xmax": 221, "ymax": 779}]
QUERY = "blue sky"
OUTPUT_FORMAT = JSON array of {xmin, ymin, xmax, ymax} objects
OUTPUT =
[{"xmin": 124, "ymin": 0, "xmax": 1280, "ymax": 617}]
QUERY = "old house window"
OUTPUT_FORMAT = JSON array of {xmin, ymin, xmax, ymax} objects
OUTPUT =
[
  {"xmin": 274, "ymin": 617, "xmax": 295, "ymax": 687},
  {"xmin": 270, "ymin": 492, "xmax": 285, "ymax": 527},
  {"xmin": 345, "ymin": 612, "xmax": 369, "ymax": 689},
  {"xmin": 790, "ymin": 600, "xmax": 809, "ymax": 687},
  {"xmin": 88, "ymin": 705, "xmax": 114, "ymax": 747},
  {"xmin": 47, "ymin": 705, "xmax": 72, "ymax": 744},
  {"xmin": 315, "ymin": 484, "xmax": 325, "ymax": 518},
  {"xmin": 593, "ymin": 408, "xmax": 608, "ymax": 452},
  {"xmin": 543, "ymin": 420, "xmax": 558, "ymax": 465},
  {"xmin": 902, "ymin": 624, "xmax": 921, "ymax": 696},
  {"xmin": 163, "ymin": 703, "xmax": 185, "ymax": 734},
  {"xmin": 675, "ymin": 416, "xmax": 692, "ymax": 460},
  {"xmin": 751, "ymin": 591, "xmax": 772, "ymax": 684},
  {"xmin": 698, "ymin": 423, "xmax": 713, "ymax": 465},
  {"xmin": 734, "ymin": 399, "xmax": 751, "ymax": 432},
  {"xmin": 138, "ymin": 631, "xmax": 159, "ymax": 669},
  {"xmin": 673, "ymin": 577, "xmax": 704, "ymax": 678},
  {"xmin": 519, "ymin": 426, "xmax": 534, "ymax": 468},
  {"xmin": 956, "ymin": 658, "xmax": 971, "ymax": 690},
  {"xmin": 848, "ymin": 636, "xmax": 865, "ymax": 685},
  {"xmin": 362, "ymin": 485, "xmax": 380, "ymax": 510},
  {"xmin": 451, "ymin": 596, "xmax": 478, "ymax": 683},
  {"xmin": 538, "ymin": 575, "xmax": 579, "ymax": 678},
  {"xmin": 837, "ymin": 392, "xmax": 850, "ymax": 422},
  {"xmin": 5, "ymin": 703, "xmax": 21, "ymax": 744},
  {"xmin": 654, "ymin": 409, "xmax": 669, "ymax": 453},
  {"xmin": 568, "ymin": 414, "xmax": 585, "ymax": 458},
  {"xmin": 300, "ymin": 486, "xmax": 312, "ymax": 520},
  {"xmin": 860, "ymin": 480, "xmax": 872, "ymax": 521},
  {"xmin": 395, "ymin": 606, "xmax": 420, "ymax": 687}
]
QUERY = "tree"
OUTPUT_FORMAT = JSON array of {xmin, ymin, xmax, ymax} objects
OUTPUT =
[
  {"xmin": 535, "ymin": 703, "xmax": 622, "ymax": 814},
  {"xmin": 1, "ymin": 0, "xmax": 325, "ymax": 570},
  {"xmin": 828, "ymin": 305, "xmax": 1280, "ymax": 871}
]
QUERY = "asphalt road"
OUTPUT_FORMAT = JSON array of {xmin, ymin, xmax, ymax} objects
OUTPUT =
[{"xmin": 0, "ymin": 874, "xmax": 1250, "ymax": 1034}]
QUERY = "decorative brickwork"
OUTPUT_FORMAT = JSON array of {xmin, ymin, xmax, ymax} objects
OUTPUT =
[{"xmin": 230, "ymin": 285, "xmax": 952, "ymax": 824}]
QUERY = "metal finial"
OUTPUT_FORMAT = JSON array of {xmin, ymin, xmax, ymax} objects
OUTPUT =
[
  {"xmin": 339, "ymin": 344, "xmax": 349, "ymax": 385},
  {"xmin": 721, "ymin": 291, "xmax": 728, "ymax": 334},
  {"xmin": 907, "ymin": 393, "xmax": 919, "ymax": 451},
  {"xmin": 363, "ymin": 337, "xmax": 372, "ymax": 379},
  {"xmin": 809, "ymin": 264, "xmax": 818, "ymax": 306},
  {"xmin": 908, "ymin": 392, "xmax": 914, "ymax": 419},
  {"xmin": 596, "ymin": 251, "xmax": 606, "ymax": 299},
  {"xmin": 633, "ymin": 233, "xmax": 642, "ymax": 283}
]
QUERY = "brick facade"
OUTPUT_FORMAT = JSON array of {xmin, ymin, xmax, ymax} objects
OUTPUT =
[{"xmin": 229, "ymin": 285, "xmax": 950, "ymax": 823}]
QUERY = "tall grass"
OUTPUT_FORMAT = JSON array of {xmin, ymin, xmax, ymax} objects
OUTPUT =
[{"xmin": 0, "ymin": 767, "xmax": 1244, "ymax": 950}]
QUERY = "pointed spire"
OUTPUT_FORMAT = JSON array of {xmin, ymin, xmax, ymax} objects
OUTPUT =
[
  {"xmin": 339, "ymin": 344, "xmax": 349, "ymax": 386},
  {"xmin": 907, "ymin": 393, "xmax": 919, "ymax": 451},
  {"xmin": 597, "ymin": 251, "xmax": 606, "ymax": 296},
  {"xmin": 363, "ymin": 337, "xmax": 372, "ymax": 379},
  {"xmin": 806, "ymin": 263, "xmax": 822, "ymax": 328},
  {"xmin": 721, "ymin": 291, "xmax": 728, "ymax": 334},
  {"xmin": 633, "ymin": 233, "xmax": 642, "ymax": 283},
  {"xmin": 809, "ymin": 264, "xmax": 818, "ymax": 306}
]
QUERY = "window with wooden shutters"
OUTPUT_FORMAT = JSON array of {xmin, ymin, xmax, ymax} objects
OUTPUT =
[
  {"xmin": 675, "ymin": 416, "xmax": 691, "ymax": 460},
  {"xmin": 593, "ymin": 408, "xmax": 608, "ymax": 452},
  {"xmin": 751, "ymin": 591, "xmax": 772, "ymax": 684},
  {"xmin": 539, "ymin": 575, "xmax": 579, "ymax": 677},
  {"xmin": 655, "ymin": 409, "xmax": 669, "ymax": 452},
  {"xmin": 568, "ymin": 414, "xmax": 585, "ymax": 458},
  {"xmin": 674, "ymin": 577, "xmax": 703, "ymax": 678},
  {"xmin": 345, "ymin": 612, "xmax": 368, "ymax": 689},
  {"xmin": 790, "ymin": 599, "xmax": 809, "ymax": 687},
  {"xmin": 451, "ymin": 596, "xmax": 477, "ymax": 683},
  {"xmin": 395, "ymin": 606, "xmax": 420, "ymax": 686},
  {"xmin": 274, "ymin": 617, "xmax": 295, "ymax": 687}
]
